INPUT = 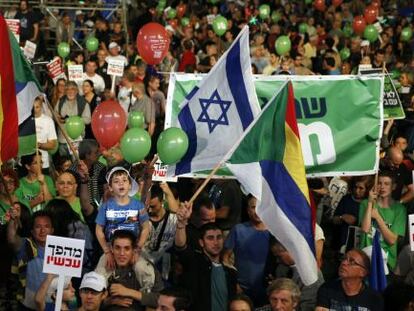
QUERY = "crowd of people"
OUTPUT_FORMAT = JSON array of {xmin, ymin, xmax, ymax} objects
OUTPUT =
[{"xmin": 1, "ymin": 0, "xmax": 414, "ymax": 310}]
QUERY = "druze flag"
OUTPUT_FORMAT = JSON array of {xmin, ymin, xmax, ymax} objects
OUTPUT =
[{"xmin": 226, "ymin": 81, "xmax": 318, "ymax": 286}]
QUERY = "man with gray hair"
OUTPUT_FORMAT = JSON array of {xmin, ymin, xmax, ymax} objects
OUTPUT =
[{"xmin": 256, "ymin": 278, "xmax": 301, "ymax": 311}]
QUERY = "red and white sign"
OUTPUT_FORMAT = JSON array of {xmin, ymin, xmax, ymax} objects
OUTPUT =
[
  {"xmin": 43, "ymin": 235, "xmax": 85, "ymax": 277},
  {"xmin": 68, "ymin": 64, "xmax": 84, "ymax": 82},
  {"xmin": 6, "ymin": 19, "xmax": 20, "ymax": 42},
  {"xmin": 153, "ymin": 159, "xmax": 178, "ymax": 182},
  {"xmin": 46, "ymin": 57, "xmax": 66, "ymax": 84},
  {"xmin": 107, "ymin": 59, "xmax": 125, "ymax": 77}
]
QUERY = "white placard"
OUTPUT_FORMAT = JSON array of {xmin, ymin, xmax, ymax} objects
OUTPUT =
[
  {"xmin": 43, "ymin": 235, "xmax": 85, "ymax": 278},
  {"xmin": 23, "ymin": 40, "xmax": 37, "ymax": 59},
  {"xmin": 107, "ymin": 59, "xmax": 125, "ymax": 77},
  {"xmin": 6, "ymin": 19, "xmax": 20, "ymax": 42},
  {"xmin": 153, "ymin": 159, "xmax": 178, "ymax": 182},
  {"xmin": 68, "ymin": 65, "xmax": 84, "ymax": 82},
  {"xmin": 410, "ymin": 214, "xmax": 414, "ymax": 251}
]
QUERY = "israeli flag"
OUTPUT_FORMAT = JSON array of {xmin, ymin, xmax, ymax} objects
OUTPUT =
[{"xmin": 170, "ymin": 26, "xmax": 260, "ymax": 176}]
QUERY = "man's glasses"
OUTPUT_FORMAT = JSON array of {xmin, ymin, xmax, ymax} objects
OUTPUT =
[{"xmin": 341, "ymin": 256, "xmax": 367, "ymax": 270}]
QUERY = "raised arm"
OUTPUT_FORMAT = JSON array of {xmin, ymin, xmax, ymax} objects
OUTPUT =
[{"xmin": 175, "ymin": 201, "xmax": 192, "ymax": 248}]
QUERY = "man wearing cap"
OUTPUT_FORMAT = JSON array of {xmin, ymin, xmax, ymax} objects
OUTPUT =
[
  {"xmin": 79, "ymin": 272, "xmax": 108, "ymax": 311},
  {"xmin": 106, "ymin": 42, "xmax": 128, "ymax": 67}
]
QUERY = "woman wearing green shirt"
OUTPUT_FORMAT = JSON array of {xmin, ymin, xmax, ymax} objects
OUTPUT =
[
  {"xmin": 15, "ymin": 154, "xmax": 56, "ymax": 212},
  {"xmin": 359, "ymin": 171, "xmax": 407, "ymax": 270}
]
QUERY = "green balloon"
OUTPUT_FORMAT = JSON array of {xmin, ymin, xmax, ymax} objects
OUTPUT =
[
  {"xmin": 401, "ymin": 27, "xmax": 413, "ymax": 42},
  {"xmin": 259, "ymin": 4, "xmax": 270, "ymax": 19},
  {"xmin": 209, "ymin": 0, "xmax": 220, "ymax": 4},
  {"xmin": 128, "ymin": 111, "xmax": 145, "ymax": 129},
  {"xmin": 120, "ymin": 128, "xmax": 151, "ymax": 164},
  {"xmin": 343, "ymin": 24, "xmax": 353, "ymax": 38},
  {"xmin": 167, "ymin": 8, "xmax": 177, "ymax": 19},
  {"xmin": 364, "ymin": 25, "xmax": 379, "ymax": 43},
  {"xmin": 157, "ymin": 127, "xmax": 189, "ymax": 165},
  {"xmin": 339, "ymin": 47, "xmax": 351, "ymax": 60},
  {"xmin": 299, "ymin": 23, "xmax": 308, "ymax": 34},
  {"xmin": 156, "ymin": 5, "xmax": 164, "ymax": 15},
  {"xmin": 305, "ymin": 0, "xmax": 312, "ymax": 4},
  {"xmin": 86, "ymin": 37, "xmax": 99, "ymax": 52},
  {"xmin": 65, "ymin": 116, "xmax": 85, "ymax": 139},
  {"xmin": 271, "ymin": 11, "xmax": 281, "ymax": 23},
  {"xmin": 57, "ymin": 42, "xmax": 70, "ymax": 58},
  {"xmin": 212, "ymin": 16, "xmax": 228, "ymax": 36},
  {"xmin": 158, "ymin": 0, "xmax": 166, "ymax": 8},
  {"xmin": 181, "ymin": 17, "xmax": 190, "ymax": 27},
  {"xmin": 275, "ymin": 35, "xmax": 291, "ymax": 56}
]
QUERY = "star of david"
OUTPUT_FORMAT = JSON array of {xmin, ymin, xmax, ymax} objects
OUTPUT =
[{"xmin": 197, "ymin": 89, "xmax": 232, "ymax": 133}]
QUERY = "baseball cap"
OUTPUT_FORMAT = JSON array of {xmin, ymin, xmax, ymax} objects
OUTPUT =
[
  {"xmin": 106, "ymin": 166, "xmax": 139, "ymax": 197},
  {"xmin": 108, "ymin": 42, "xmax": 120, "ymax": 50},
  {"xmin": 80, "ymin": 272, "xmax": 107, "ymax": 292},
  {"xmin": 75, "ymin": 10, "xmax": 84, "ymax": 16}
]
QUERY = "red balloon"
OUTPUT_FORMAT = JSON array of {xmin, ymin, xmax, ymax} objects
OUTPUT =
[
  {"xmin": 136, "ymin": 23, "xmax": 171, "ymax": 65},
  {"xmin": 314, "ymin": 0, "xmax": 326, "ymax": 11},
  {"xmin": 91, "ymin": 100, "xmax": 127, "ymax": 149},
  {"xmin": 353, "ymin": 16, "xmax": 366, "ymax": 34},
  {"xmin": 177, "ymin": 4, "xmax": 186, "ymax": 18},
  {"xmin": 364, "ymin": 5, "xmax": 378, "ymax": 24},
  {"xmin": 332, "ymin": 0, "xmax": 342, "ymax": 7}
]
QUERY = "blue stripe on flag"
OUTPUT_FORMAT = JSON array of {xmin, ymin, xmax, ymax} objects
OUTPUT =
[
  {"xmin": 225, "ymin": 40, "xmax": 254, "ymax": 130},
  {"xmin": 260, "ymin": 160, "xmax": 315, "ymax": 254},
  {"xmin": 15, "ymin": 82, "xmax": 27, "ymax": 94},
  {"xmin": 185, "ymin": 86, "xmax": 199, "ymax": 101},
  {"xmin": 176, "ymin": 104, "xmax": 197, "ymax": 175}
]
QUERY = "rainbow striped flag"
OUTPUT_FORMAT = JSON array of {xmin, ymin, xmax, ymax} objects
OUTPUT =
[
  {"xmin": 0, "ymin": 14, "xmax": 41, "ymax": 163},
  {"xmin": 226, "ymin": 81, "xmax": 318, "ymax": 285}
]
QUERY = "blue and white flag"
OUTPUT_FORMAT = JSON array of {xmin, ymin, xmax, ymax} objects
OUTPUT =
[{"xmin": 169, "ymin": 26, "xmax": 260, "ymax": 176}]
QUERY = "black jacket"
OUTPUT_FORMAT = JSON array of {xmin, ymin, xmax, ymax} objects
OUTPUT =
[{"xmin": 175, "ymin": 246, "xmax": 238, "ymax": 311}]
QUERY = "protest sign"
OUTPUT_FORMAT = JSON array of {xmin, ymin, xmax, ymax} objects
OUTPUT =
[
  {"xmin": 68, "ymin": 64, "xmax": 83, "ymax": 82},
  {"xmin": 23, "ymin": 40, "xmax": 36, "ymax": 59},
  {"xmin": 6, "ymin": 19, "xmax": 20, "ymax": 42},
  {"xmin": 359, "ymin": 65, "xmax": 405, "ymax": 120},
  {"xmin": 43, "ymin": 235, "xmax": 85, "ymax": 311},
  {"xmin": 46, "ymin": 58, "xmax": 66, "ymax": 84},
  {"xmin": 153, "ymin": 159, "xmax": 178, "ymax": 182},
  {"xmin": 166, "ymin": 74, "xmax": 383, "ymax": 177},
  {"xmin": 107, "ymin": 59, "xmax": 125, "ymax": 77},
  {"xmin": 107, "ymin": 59, "xmax": 125, "ymax": 93}
]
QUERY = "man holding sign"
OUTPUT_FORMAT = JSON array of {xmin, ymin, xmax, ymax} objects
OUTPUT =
[{"xmin": 7, "ymin": 208, "xmax": 54, "ymax": 310}]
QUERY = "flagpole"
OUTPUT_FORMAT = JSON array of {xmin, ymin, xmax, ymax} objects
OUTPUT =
[
  {"xmin": 44, "ymin": 101, "xmax": 80, "ymax": 162},
  {"xmin": 188, "ymin": 80, "xmax": 290, "ymax": 204}
]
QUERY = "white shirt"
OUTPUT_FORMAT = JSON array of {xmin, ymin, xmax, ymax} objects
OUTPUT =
[
  {"xmin": 117, "ymin": 86, "xmax": 136, "ymax": 115},
  {"xmin": 105, "ymin": 54, "xmax": 128, "ymax": 67},
  {"xmin": 35, "ymin": 114, "xmax": 57, "ymax": 168},
  {"xmin": 79, "ymin": 72, "xmax": 106, "ymax": 95}
]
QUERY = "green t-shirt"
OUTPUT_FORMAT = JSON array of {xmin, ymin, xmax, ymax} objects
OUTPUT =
[
  {"xmin": 358, "ymin": 199, "xmax": 406, "ymax": 269},
  {"xmin": 211, "ymin": 263, "xmax": 228, "ymax": 311},
  {"xmin": 15, "ymin": 176, "xmax": 57, "ymax": 212}
]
